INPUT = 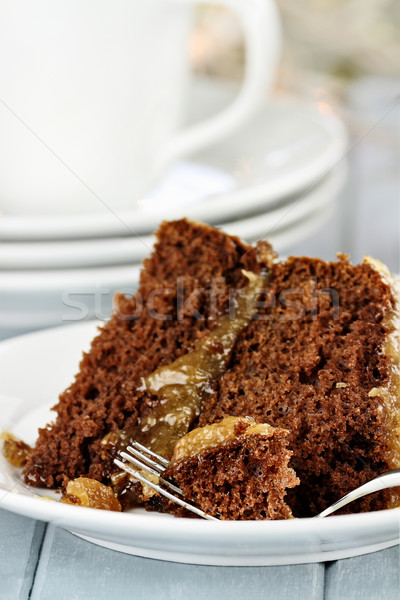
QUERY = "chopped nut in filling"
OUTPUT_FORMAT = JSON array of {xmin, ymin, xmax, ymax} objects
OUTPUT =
[
  {"xmin": 1, "ymin": 431, "xmax": 32, "ymax": 468},
  {"xmin": 61, "ymin": 477, "xmax": 121, "ymax": 511}
]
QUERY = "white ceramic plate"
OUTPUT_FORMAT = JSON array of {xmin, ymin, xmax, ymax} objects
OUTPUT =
[
  {"xmin": 0, "ymin": 166, "xmax": 345, "ymax": 269},
  {"xmin": 0, "ymin": 322, "xmax": 399, "ymax": 566},
  {"xmin": 0, "ymin": 87, "xmax": 347, "ymax": 241},
  {"xmin": 0, "ymin": 169, "xmax": 344, "ymax": 289}
]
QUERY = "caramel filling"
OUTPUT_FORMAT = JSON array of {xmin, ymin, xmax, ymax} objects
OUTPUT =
[
  {"xmin": 170, "ymin": 416, "xmax": 276, "ymax": 465},
  {"xmin": 112, "ymin": 269, "xmax": 268, "ymax": 459},
  {"xmin": 364, "ymin": 257, "xmax": 400, "ymax": 508}
]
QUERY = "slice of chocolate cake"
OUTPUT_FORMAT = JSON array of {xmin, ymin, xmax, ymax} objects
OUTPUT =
[
  {"xmin": 161, "ymin": 416, "xmax": 299, "ymax": 520},
  {"xmin": 23, "ymin": 219, "xmax": 274, "ymax": 489},
  {"xmin": 21, "ymin": 218, "xmax": 400, "ymax": 520}
]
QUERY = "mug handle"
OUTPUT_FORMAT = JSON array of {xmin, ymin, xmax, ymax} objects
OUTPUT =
[{"xmin": 156, "ymin": 0, "xmax": 281, "ymax": 171}]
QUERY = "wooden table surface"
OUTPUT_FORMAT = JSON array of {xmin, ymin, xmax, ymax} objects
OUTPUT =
[{"xmin": 1, "ymin": 508, "xmax": 399, "ymax": 600}]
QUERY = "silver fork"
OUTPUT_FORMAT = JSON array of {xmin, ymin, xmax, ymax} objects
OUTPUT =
[
  {"xmin": 114, "ymin": 443, "xmax": 400, "ymax": 520},
  {"xmin": 114, "ymin": 441, "xmax": 219, "ymax": 520}
]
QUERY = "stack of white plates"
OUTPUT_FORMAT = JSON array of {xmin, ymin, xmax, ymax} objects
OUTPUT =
[{"xmin": 0, "ymin": 80, "xmax": 347, "ymax": 339}]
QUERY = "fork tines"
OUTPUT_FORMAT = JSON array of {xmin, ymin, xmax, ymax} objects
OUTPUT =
[
  {"xmin": 126, "ymin": 441, "xmax": 169, "ymax": 473},
  {"xmin": 114, "ymin": 442, "xmax": 219, "ymax": 521}
]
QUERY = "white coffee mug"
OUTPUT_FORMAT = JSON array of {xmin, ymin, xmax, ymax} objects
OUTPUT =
[{"xmin": 0, "ymin": 0, "xmax": 280, "ymax": 216}]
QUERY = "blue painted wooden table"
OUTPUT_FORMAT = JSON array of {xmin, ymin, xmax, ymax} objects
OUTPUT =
[{"xmin": 1, "ymin": 508, "xmax": 399, "ymax": 600}]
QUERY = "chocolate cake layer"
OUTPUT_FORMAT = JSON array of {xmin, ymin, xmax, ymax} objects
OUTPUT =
[{"xmin": 199, "ymin": 255, "xmax": 400, "ymax": 517}]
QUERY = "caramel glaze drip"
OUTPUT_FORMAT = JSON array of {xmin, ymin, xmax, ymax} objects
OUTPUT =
[{"xmin": 106, "ymin": 269, "xmax": 267, "ymax": 502}]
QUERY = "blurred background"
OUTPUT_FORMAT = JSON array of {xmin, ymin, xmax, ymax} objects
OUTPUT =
[
  {"xmin": 0, "ymin": 0, "xmax": 399, "ymax": 339},
  {"xmin": 190, "ymin": 0, "xmax": 399, "ymax": 268}
]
